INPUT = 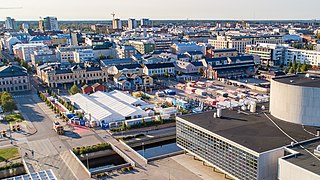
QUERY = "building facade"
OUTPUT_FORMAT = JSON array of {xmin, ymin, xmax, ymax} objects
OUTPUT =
[{"xmin": 0, "ymin": 65, "xmax": 31, "ymax": 92}]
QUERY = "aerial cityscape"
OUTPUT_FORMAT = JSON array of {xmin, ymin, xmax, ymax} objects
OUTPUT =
[{"xmin": 1, "ymin": 1, "xmax": 320, "ymax": 180}]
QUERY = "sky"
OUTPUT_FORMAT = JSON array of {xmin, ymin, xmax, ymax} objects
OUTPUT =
[{"xmin": 0, "ymin": 0, "xmax": 319, "ymax": 21}]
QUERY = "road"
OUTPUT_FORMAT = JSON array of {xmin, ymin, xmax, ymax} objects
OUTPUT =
[{"xmin": 1, "ymin": 50, "xmax": 14, "ymax": 62}]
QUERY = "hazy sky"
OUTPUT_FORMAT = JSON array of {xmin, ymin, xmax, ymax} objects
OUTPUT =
[{"xmin": 0, "ymin": 0, "xmax": 319, "ymax": 21}]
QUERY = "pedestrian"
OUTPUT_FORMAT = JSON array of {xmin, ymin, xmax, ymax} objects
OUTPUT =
[{"xmin": 31, "ymin": 150, "xmax": 34, "ymax": 157}]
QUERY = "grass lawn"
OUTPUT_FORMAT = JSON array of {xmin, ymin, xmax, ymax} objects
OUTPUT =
[
  {"xmin": 0, "ymin": 148, "xmax": 20, "ymax": 162},
  {"xmin": 5, "ymin": 113, "xmax": 24, "ymax": 123}
]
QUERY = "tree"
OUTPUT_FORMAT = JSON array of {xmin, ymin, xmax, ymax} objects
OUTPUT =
[
  {"xmin": 177, "ymin": 71, "xmax": 183, "ymax": 76},
  {"xmin": 164, "ymin": 70, "xmax": 169, "ymax": 77},
  {"xmin": 289, "ymin": 67, "xmax": 294, "ymax": 74},
  {"xmin": 198, "ymin": 68, "xmax": 204, "ymax": 75},
  {"xmin": 1, "ymin": 92, "xmax": 17, "ymax": 112},
  {"xmin": 292, "ymin": 59, "xmax": 297, "ymax": 73},
  {"xmin": 99, "ymin": 54, "xmax": 106, "ymax": 60},
  {"xmin": 151, "ymin": 73, "xmax": 157, "ymax": 79},
  {"xmin": 69, "ymin": 84, "xmax": 81, "ymax": 95}
]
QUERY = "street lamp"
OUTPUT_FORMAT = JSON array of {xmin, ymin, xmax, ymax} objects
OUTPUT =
[{"xmin": 86, "ymin": 153, "xmax": 89, "ymax": 169}]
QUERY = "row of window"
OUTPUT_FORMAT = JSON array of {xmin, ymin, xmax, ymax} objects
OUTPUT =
[
  {"xmin": 176, "ymin": 121, "xmax": 258, "ymax": 180},
  {"xmin": 0, "ymin": 79, "xmax": 27, "ymax": 85},
  {"xmin": 0, "ymin": 85, "xmax": 29, "ymax": 92}
]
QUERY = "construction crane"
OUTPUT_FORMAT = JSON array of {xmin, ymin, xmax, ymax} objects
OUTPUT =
[{"xmin": 111, "ymin": 12, "xmax": 115, "ymax": 20}]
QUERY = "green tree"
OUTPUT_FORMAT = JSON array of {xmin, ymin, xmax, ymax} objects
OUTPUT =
[
  {"xmin": 164, "ymin": 70, "xmax": 169, "ymax": 77},
  {"xmin": 198, "ymin": 68, "xmax": 204, "ymax": 75},
  {"xmin": 301, "ymin": 63, "xmax": 308, "ymax": 72},
  {"xmin": 99, "ymin": 54, "xmax": 106, "ymax": 60},
  {"xmin": 289, "ymin": 67, "xmax": 294, "ymax": 74},
  {"xmin": 177, "ymin": 71, "xmax": 183, "ymax": 76},
  {"xmin": 69, "ymin": 84, "xmax": 81, "ymax": 95},
  {"xmin": 292, "ymin": 59, "xmax": 297, "ymax": 73},
  {"xmin": 151, "ymin": 73, "xmax": 157, "ymax": 79}
]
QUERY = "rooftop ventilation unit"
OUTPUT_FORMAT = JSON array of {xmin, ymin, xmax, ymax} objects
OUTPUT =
[{"xmin": 314, "ymin": 145, "xmax": 320, "ymax": 157}]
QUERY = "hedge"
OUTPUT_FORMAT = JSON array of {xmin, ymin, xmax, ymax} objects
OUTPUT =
[{"xmin": 72, "ymin": 143, "xmax": 111, "ymax": 156}]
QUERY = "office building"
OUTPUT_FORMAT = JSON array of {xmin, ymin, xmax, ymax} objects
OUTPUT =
[
  {"xmin": 39, "ymin": 16, "xmax": 59, "ymax": 31},
  {"xmin": 208, "ymin": 35, "xmax": 284, "ymax": 54},
  {"xmin": 112, "ymin": 18, "xmax": 122, "ymax": 30},
  {"xmin": 176, "ymin": 108, "xmax": 318, "ymax": 180},
  {"xmin": 171, "ymin": 43, "xmax": 205, "ymax": 55},
  {"xmin": 284, "ymin": 48, "xmax": 320, "ymax": 67},
  {"xmin": 0, "ymin": 65, "xmax": 31, "ymax": 92},
  {"xmin": 116, "ymin": 45, "xmax": 137, "ymax": 59},
  {"xmin": 55, "ymin": 46, "xmax": 90, "ymax": 63},
  {"xmin": 73, "ymin": 49, "xmax": 95, "ymax": 63},
  {"xmin": 206, "ymin": 48, "xmax": 238, "ymax": 59},
  {"xmin": 128, "ymin": 18, "xmax": 137, "ymax": 29},
  {"xmin": 246, "ymin": 43, "xmax": 288, "ymax": 66},
  {"xmin": 31, "ymin": 50, "xmax": 58, "ymax": 66},
  {"xmin": 5, "ymin": 17, "xmax": 17, "ymax": 30},
  {"xmin": 129, "ymin": 40, "xmax": 155, "ymax": 54},
  {"xmin": 141, "ymin": 18, "xmax": 151, "ymax": 27},
  {"xmin": 12, "ymin": 43, "xmax": 49, "ymax": 62}
]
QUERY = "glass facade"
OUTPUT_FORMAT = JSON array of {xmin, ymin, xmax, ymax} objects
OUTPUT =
[{"xmin": 176, "ymin": 120, "xmax": 258, "ymax": 180}]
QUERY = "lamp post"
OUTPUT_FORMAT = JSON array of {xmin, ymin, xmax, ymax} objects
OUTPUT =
[{"xmin": 86, "ymin": 153, "xmax": 89, "ymax": 169}]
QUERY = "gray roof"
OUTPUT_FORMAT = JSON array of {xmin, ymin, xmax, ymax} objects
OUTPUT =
[
  {"xmin": 178, "ymin": 106, "xmax": 317, "ymax": 153},
  {"xmin": 0, "ymin": 65, "xmax": 28, "ymax": 78},
  {"xmin": 283, "ymin": 138, "xmax": 320, "ymax": 176},
  {"xmin": 273, "ymin": 75, "xmax": 320, "ymax": 88}
]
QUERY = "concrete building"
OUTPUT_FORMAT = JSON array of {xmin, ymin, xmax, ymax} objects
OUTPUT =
[
  {"xmin": 73, "ymin": 49, "xmax": 95, "ymax": 63},
  {"xmin": 204, "ymin": 55, "xmax": 255, "ymax": 79},
  {"xmin": 246, "ymin": 43, "xmax": 288, "ymax": 66},
  {"xmin": 0, "ymin": 65, "xmax": 31, "ymax": 92},
  {"xmin": 143, "ymin": 63, "xmax": 175, "ymax": 76},
  {"xmin": 140, "ymin": 18, "xmax": 151, "ymax": 27},
  {"xmin": 116, "ymin": 45, "xmax": 137, "ymax": 59},
  {"xmin": 206, "ymin": 48, "xmax": 238, "ymax": 59},
  {"xmin": 176, "ymin": 108, "xmax": 318, "ymax": 180},
  {"xmin": 208, "ymin": 35, "xmax": 284, "ymax": 54},
  {"xmin": 31, "ymin": 49, "xmax": 58, "ymax": 66},
  {"xmin": 278, "ymin": 138, "xmax": 320, "ymax": 180},
  {"xmin": 40, "ymin": 16, "xmax": 59, "ymax": 31},
  {"xmin": 5, "ymin": 37, "xmax": 21, "ymax": 54},
  {"xmin": 37, "ymin": 63, "xmax": 108, "ymax": 88},
  {"xmin": 171, "ymin": 43, "xmax": 205, "ymax": 55},
  {"xmin": 129, "ymin": 40, "xmax": 155, "ymax": 54},
  {"xmin": 112, "ymin": 18, "xmax": 122, "ymax": 30},
  {"xmin": 270, "ymin": 75, "xmax": 320, "ymax": 126},
  {"xmin": 5, "ymin": 17, "xmax": 17, "ymax": 30},
  {"xmin": 13, "ymin": 43, "xmax": 48, "ymax": 62},
  {"xmin": 284, "ymin": 48, "xmax": 320, "ymax": 67},
  {"xmin": 55, "ymin": 46, "xmax": 90, "ymax": 63},
  {"xmin": 128, "ymin": 18, "xmax": 137, "ymax": 30}
]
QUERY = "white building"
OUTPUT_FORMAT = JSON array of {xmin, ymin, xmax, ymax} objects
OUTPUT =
[
  {"xmin": 68, "ymin": 91, "xmax": 149, "ymax": 125},
  {"xmin": 13, "ymin": 43, "xmax": 48, "ymax": 62},
  {"xmin": 5, "ymin": 37, "xmax": 21, "ymax": 54},
  {"xmin": 284, "ymin": 48, "xmax": 320, "ymax": 66},
  {"xmin": 171, "ymin": 42, "xmax": 206, "ymax": 55},
  {"xmin": 143, "ymin": 63, "xmax": 175, "ymax": 76},
  {"xmin": 73, "ymin": 49, "xmax": 94, "ymax": 63},
  {"xmin": 208, "ymin": 35, "xmax": 284, "ymax": 54},
  {"xmin": 55, "ymin": 46, "xmax": 90, "ymax": 63}
]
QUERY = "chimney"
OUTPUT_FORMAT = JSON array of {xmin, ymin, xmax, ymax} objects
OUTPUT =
[{"xmin": 317, "ymin": 129, "xmax": 320, "ymax": 136}]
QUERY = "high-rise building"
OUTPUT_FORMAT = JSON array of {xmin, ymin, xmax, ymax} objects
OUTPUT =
[
  {"xmin": 39, "ymin": 16, "xmax": 59, "ymax": 32},
  {"xmin": 140, "ymin": 18, "xmax": 151, "ymax": 27},
  {"xmin": 112, "ymin": 18, "xmax": 122, "ymax": 30},
  {"xmin": 5, "ymin": 17, "xmax": 17, "ymax": 30},
  {"xmin": 128, "ymin": 18, "xmax": 137, "ymax": 30}
]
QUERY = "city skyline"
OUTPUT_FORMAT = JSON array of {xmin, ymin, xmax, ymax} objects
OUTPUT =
[{"xmin": 0, "ymin": 0, "xmax": 320, "ymax": 20}]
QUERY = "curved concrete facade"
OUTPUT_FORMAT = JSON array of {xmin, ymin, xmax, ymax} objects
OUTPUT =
[{"xmin": 270, "ymin": 79, "xmax": 320, "ymax": 126}]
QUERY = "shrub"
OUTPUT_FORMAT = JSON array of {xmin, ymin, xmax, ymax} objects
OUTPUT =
[{"xmin": 72, "ymin": 143, "xmax": 111, "ymax": 155}]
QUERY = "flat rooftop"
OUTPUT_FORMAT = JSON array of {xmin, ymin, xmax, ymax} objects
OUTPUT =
[
  {"xmin": 284, "ymin": 138, "xmax": 320, "ymax": 176},
  {"xmin": 178, "ymin": 105, "xmax": 317, "ymax": 153},
  {"xmin": 273, "ymin": 75, "xmax": 320, "ymax": 88}
]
